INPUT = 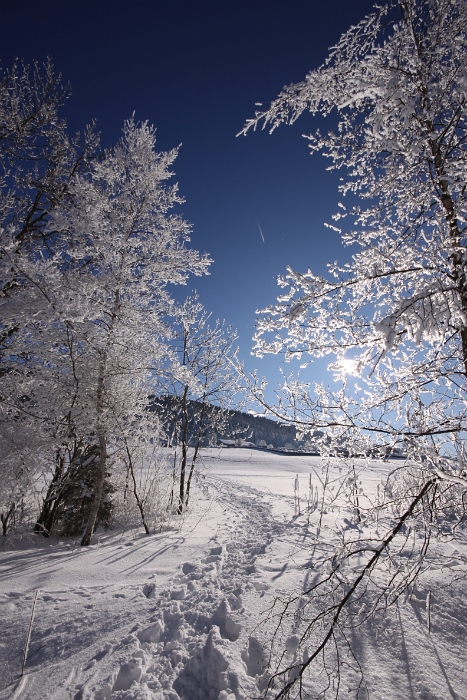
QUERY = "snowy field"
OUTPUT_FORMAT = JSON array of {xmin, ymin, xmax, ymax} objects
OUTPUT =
[{"xmin": 0, "ymin": 449, "xmax": 466, "ymax": 700}]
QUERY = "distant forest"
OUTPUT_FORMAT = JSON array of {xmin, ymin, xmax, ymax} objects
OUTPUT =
[
  {"xmin": 219, "ymin": 407, "xmax": 303, "ymax": 449},
  {"xmin": 149, "ymin": 397, "xmax": 311, "ymax": 450}
]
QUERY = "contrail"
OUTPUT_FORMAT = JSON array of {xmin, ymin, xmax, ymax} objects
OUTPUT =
[{"xmin": 257, "ymin": 220, "xmax": 265, "ymax": 243}]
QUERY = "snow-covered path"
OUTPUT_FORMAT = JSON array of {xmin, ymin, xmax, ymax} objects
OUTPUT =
[
  {"xmin": 1, "ymin": 449, "xmax": 466, "ymax": 700},
  {"xmin": 0, "ymin": 450, "xmax": 291, "ymax": 700}
]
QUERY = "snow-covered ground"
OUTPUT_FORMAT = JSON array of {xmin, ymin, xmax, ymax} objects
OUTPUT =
[{"xmin": 1, "ymin": 449, "xmax": 466, "ymax": 700}]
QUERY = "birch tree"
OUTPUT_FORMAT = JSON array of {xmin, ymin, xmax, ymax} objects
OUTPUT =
[
  {"xmin": 50, "ymin": 120, "xmax": 211, "ymax": 545},
  {"xmin": 0, "ymin": 58, "xmax": 98, "ymax": 317},
  {"xmin": 0, "ymin": 59, "xmax": 99, "ymax": 535},
  {"xmin": 159, "ymin": 295, "xmax": 240, "ymax": 513},
  {"xmin": 1, "ymin": 117, "xmax": 211, "ymax": 543},
  {"xmin": 242, "ymin": 1, "xmax": 467, "ymax": 696},
  {"xmin": 242, "ymin": 0, "xmax": 467, "ymax": 459}
]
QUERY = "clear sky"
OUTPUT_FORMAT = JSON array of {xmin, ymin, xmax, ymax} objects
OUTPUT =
[{"xmin": 2, "ymin": 0, "xmax": 376, "ymax": 399}]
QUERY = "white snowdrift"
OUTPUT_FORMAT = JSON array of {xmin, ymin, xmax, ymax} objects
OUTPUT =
[{"xmin": 0, "ymin": 449, "xmax": 465, "ymax": 700}]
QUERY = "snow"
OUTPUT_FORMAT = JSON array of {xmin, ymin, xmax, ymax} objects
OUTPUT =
[{"xmin": 0, "ymin": 449, "xmax": 466, "ymax": 699}]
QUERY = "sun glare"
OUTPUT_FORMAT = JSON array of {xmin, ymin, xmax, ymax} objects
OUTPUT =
[{"xmin": 340, "ymin": 358, "xmax": 357, "ymax": 375}]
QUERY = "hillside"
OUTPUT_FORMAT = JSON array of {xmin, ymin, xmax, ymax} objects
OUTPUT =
[{"xmin": 149, "ymin": 397, "xmax": 314, "ymax": 450}]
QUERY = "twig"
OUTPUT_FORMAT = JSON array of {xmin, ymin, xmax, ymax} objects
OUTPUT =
[
  {"xmin": 269, "ymin": 478, "xmax": 436, "ymax": 699},
  {"xmin": 426, "ymin": 590, "xmax": 431, "ymax": 634},
  {"xmin": 294, "ymin": 474, "xmax": 300, "ymax": 515},
  {"xmin": 21, "ymin": 589, "xmax": 40, "ymax": 677}
]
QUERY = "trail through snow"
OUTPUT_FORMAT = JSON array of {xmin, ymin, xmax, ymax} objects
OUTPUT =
[{"xmin": 0, "ymin": 449, "xmax": 466, "ymax": 700}]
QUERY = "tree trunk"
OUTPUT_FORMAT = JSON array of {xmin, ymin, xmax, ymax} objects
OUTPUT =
[
  {"xmin": 80, "ymin": 271, "xmax": 122, "ymax": 546},
  {"xmin": 430, "ymin": 136, "xmax": 467, "ymax": 378},
  {"xmin": 168, "ymin": 449, "xmax": 177, "ymax": 509},
  {"xmin": 178, "ymin": 385, "xmax": 189, "ymax": 514},
  {"xmin": 185, "ymin": 400, "xmax": 207, "ymax": 509},
  {"xmin": 81, "ymin": 356, "xmax": 107, "ymax": 546},
  {"xmin": 1, "ymin": 503, "xmax": 15, "ymax": 536},
  {"xmin": 35, "ymin": 452, "xmax": 65, "ymax": 537},
  {"xmin": 80, "ymin": 433, "xmax": 106, "ymax": 546},
  {"xmin": 40, "ymin": 499, "xmax": 61, "ymax": 538},
  {"xmin": 124, "ymin": 440, "xmax": 150, "ymax": 535}
]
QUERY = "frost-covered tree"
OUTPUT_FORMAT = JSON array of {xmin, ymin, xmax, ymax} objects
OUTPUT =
[
  {"xmin": 0, "ymin": 58, "xmax": 98, "ymax": 314},
  {"xmin": 242, "ymin": 1, "xmax": 467, "ymax": 696},
  {"xmin": 1, "ymin": 117, "xmax": 211, "ymax": 544},
  {"xmin": 0, "ymin": 59, "xmax": 99, "ymax": 535},
  {"xmin": 48, "ymin": 120, "xmax": 211, "ymax": 545},
  {"xmin": 157, "ymin": 295, "xmax": 240, "ymax": 513},
  {"xmin": 243, "ymin": 0, "xmax": 467, "ymax": 455}
]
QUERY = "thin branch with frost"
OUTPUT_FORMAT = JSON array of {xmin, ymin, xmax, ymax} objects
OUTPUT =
[
  {"xmin": 265, "ymin": 478, "xmax": 436, "ymax": 698},
  {"xmin": 241, "ymin": 1, "xmax": 467, "ymax": 697}
]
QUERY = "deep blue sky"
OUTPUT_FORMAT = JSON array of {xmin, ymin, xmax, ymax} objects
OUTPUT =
[{"xmin": 2, "ymin": 0, "xmax": 375, "ymax": 397}]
